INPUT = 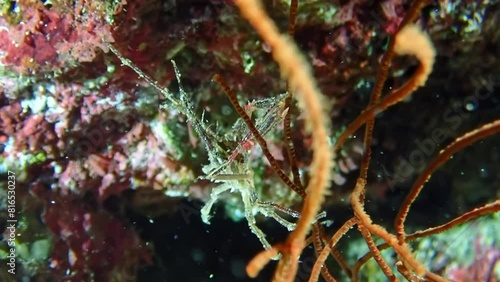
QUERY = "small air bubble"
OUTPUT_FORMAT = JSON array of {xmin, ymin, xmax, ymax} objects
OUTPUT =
[
  {"xmin": 465, "ymin": 102, "xmax": 477, "ymax": 111},
  {"xmin": 480, "ymin": 168, "xmax": 488, "ymax": 177}
]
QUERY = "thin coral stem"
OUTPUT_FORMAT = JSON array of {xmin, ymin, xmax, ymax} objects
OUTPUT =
[
  {"xmin": 399, "ymin": 0, "xmax": 429, "ymax": 28},
  {"xmin": 395, "ymin": 120, "xmax": 500, "ymax": 243},
  {"xmin": 212, "ymin": 74, "xmax": 306, "ymax": 198},
  {"xmin": 284, "ymin": 0, "xmax": 303, "ymax": 190},
  {"xmin": 310, "ymin": 224, "xmax": 337, "ymax": 282},
  {"xmin": 246, "ymin": 245, "xmax": 281, "ymax": 278},
  {"xmin": 356, "ymin": 224, "xmax": 398, "ymax": 282},
  {"xmin": 351, "ymin": 178, "xmax": 427, "ymax": 276},
  {"xmin": 424, "ymin": 271, "xmax": 452, "ymax": 282},
  {"xmin": 408, "ymin": 199, "xmax": 500, "ymax": 238},
  {"xmin": 309, "ymin": 217, "xmax": 356, "ymax": 282},
  {"xmin": 352, "ymin": 244, "xmax": 381, "ymax": 279},
  {"xmin": 316, "ymin": 226, "xmax": 353, "ymax": 279},
  {"xmin": 354, "ymin": 199, "xmax": 500, "ymax": 276},
  {"xmin": 283, "ymin": 94, "xmax": 303, "ymax": 189},
  {"xmin": 395, "ymin": 261, "xmax": 418, "ymax": 281},
  {"xmin": 288, "ymin": 0, "xmax": 298, "ymax": 37}
]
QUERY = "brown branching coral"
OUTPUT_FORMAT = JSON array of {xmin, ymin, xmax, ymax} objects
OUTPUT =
[
  {"xmin": 106, "ymin": 0, "xmax": 499, "ymax": 281},
  {"xmin": 232, "ymin": 0, "xmax": 500, "ymax": 281}
]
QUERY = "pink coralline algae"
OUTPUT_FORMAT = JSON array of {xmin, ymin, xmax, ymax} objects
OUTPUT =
[
  {"xmin": 16, "ymin": 114, "xmax": 58, "ymax": 152},
  {"xmin": 0, "ymin": 2, "xmax": 113, "ymax": 74},
  {"xmin": 0, "ymin": 102, "xmax": 24, "ymax": 143},
  {"xmin": 32, "ymin": 184, "xmax": 150, "ymax": 281},
  {"xmin": 447, "ymin": 237, "xmax": 500, "ymax": 282}
]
